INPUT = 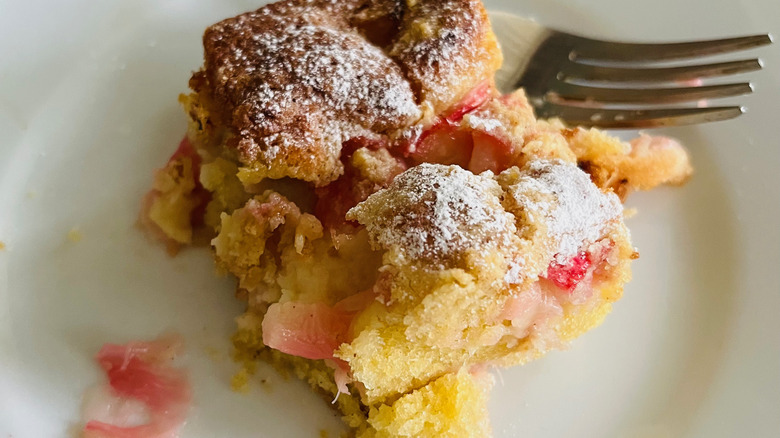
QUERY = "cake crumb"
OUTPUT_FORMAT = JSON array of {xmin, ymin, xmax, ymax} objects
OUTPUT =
[
  {"xmin": 231, "ymin": 368, "xmax": 252, "ymax": 393},
  {"xmin": 67, "ymin": 228, "xmax": 83, "ymax": 243},
  {"xmin": 0, "ymin": 241, "xmax": 5, "ymax": 251},
  {"xmin": 319, "ymin": 430, "xmax": 329, "ymax": 438}
]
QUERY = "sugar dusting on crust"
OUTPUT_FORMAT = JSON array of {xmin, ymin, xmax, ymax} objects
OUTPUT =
[
  {"xmin": 391, "ymin": 0, "xmax": 501, "ymax": 113},
  {"xmin": 464, "ymin": 114, "xmax": 503, "ymax": 132},
  {"xmin": 195, "ymin": 0, "xmax": 502, "ymax": 184},
  {"xmin": 348, "ymin": 164, "xmax": 515, "ymax": 265},
  {"xmin": 350, "ymin": 160, "xmax": 621, "ymax": 268},
  {"xmin": 506, "ymin": 159, "xmax": 622, "ymax": 262},
  {"xmin": 236, "ymin": 23, "xmax": 419, "ymax": 156},
  {"xmin": 201, "ymin": 2, "xmax": 420, "ymax": 182}
]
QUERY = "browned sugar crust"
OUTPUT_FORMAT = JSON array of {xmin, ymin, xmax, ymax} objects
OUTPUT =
[
  {"xmin": 391, "ymin": 0, "xmax": 502, "ymax": 116},
  {"xmin": 194, "ymin": 0, "xmax": 501, "ymax": 186}
]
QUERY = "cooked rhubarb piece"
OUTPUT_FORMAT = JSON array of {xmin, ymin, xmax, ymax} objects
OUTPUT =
[{"xmin": 82, "ymin": 335, "xmax": 191, "ymax": 438}]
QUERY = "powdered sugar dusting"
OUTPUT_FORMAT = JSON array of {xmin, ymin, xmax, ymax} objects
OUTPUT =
[
  {"xmin": 348, "ymin": 164, "xmax": 515, "ymax": 265},
  {"xmin": 239, "ymin": 23, "xmax": 418, "ymax": 160},
  {"xmin": 504, "ymin": 258, "xmax": 526, "ymax": 284},
  {"xmin": 465, "ymin": 114, "xmax": 503, "ymax": 132},
  {"xmin": 506, "ymin": 159, "xmax": 622, "ymax": 262},
  {"xmin": 352, "ymin": 160, "xmax": 621, "ymax": 269},
  {"xmin": 252, "ymin": 23, "xmax": 418, "ymax": 126},
  {"xmin": 202, "ymin": 4, "xmax": 420, "ymax": 181}
]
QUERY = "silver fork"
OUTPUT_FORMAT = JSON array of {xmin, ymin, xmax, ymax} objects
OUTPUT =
[{"xmin": 489, "ymin": 11, "xmax": 773, "ymax": 129}]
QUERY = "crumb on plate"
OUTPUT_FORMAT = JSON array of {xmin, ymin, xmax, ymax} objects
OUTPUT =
[{"xmin": 67, "ymin": 228, "xmax": 82, "ymax": 243}]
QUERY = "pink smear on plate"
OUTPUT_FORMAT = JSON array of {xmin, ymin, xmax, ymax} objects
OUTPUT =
[{"xmin": 82, "ymin": 334, "xmax": 191, "ymax": 438}]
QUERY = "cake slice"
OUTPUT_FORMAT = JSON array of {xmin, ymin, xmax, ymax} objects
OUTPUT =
[{"xmin": 140, "ymin": 0, "xmax": 692, "ymax": 435}]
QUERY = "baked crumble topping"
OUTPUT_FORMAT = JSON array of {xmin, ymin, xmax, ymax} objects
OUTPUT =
[
  {"xmin": 140, "ymin": 0, "xmax": 693, "ymax": 436},
  {"xmin": 348, "ymin": 163, "xmax": 516, "ymax": 267}
]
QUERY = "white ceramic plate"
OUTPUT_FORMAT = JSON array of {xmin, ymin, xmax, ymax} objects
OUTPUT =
[{"xmin": 1, "ymin": 0, "xmax": 778, "ymax": 437}]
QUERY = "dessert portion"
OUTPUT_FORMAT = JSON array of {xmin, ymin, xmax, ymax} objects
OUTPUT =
[{"xmin": 140, "ymin": 0, "xmax": 692, "ymax": 436}]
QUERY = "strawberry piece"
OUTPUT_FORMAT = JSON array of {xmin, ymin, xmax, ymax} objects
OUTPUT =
[
  {"xmin": 411, "ymin": 121, "xmax": 514, "ymax": 173},
  {"xmin": 468, "ymin": 130, "xmax": 513, "ymax": 174},
  {"xmin": 411, "ymin": 123, "xmax": 474, "ymax": 167},
  {"xmin": 404, "ymin": 81, "xmax": 493, "ymax": 161},
  {"xmin": 543, "ymin": 251, "xmax": 592, "ymax": 292}
]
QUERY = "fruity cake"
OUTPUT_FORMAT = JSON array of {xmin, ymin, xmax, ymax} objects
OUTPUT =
[{"xmin": 140, "ymin": 0, "xmax": 693, "ymax": 436}]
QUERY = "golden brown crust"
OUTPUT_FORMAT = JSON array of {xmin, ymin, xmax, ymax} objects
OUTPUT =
[
  {"xmin": 194, "ymin": 0, "xmax": 501, "ymax": 186},
  {"xmin": 561, "ymin": 127, "xmax": 694, "ymax": 200},
  {"xmin": 199, "ymin": 1, "xmax": 420, "ymax": 185},
  {"xmin": 391, "ymin": 0, "xmax": 502, "ymax": 118},
  {"xmin": 347, "ymin": 163, "xmax": 517, "ymax": 269}
]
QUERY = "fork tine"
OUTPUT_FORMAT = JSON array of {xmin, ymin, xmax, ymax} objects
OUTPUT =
[
  {"xmin": 571, "ymin": 34, "xmax": 772, "ymax": 62},
  {"xmin": 538, "ymin": 104, "xmax": 744, "ymax": 129},
  {"xmin": 550, "ymin": 81, "xmax": 753, "ymax": 104},
  {"xmin": 561, "ymin": 58, "xmax": 764, "ymax": 83}
]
